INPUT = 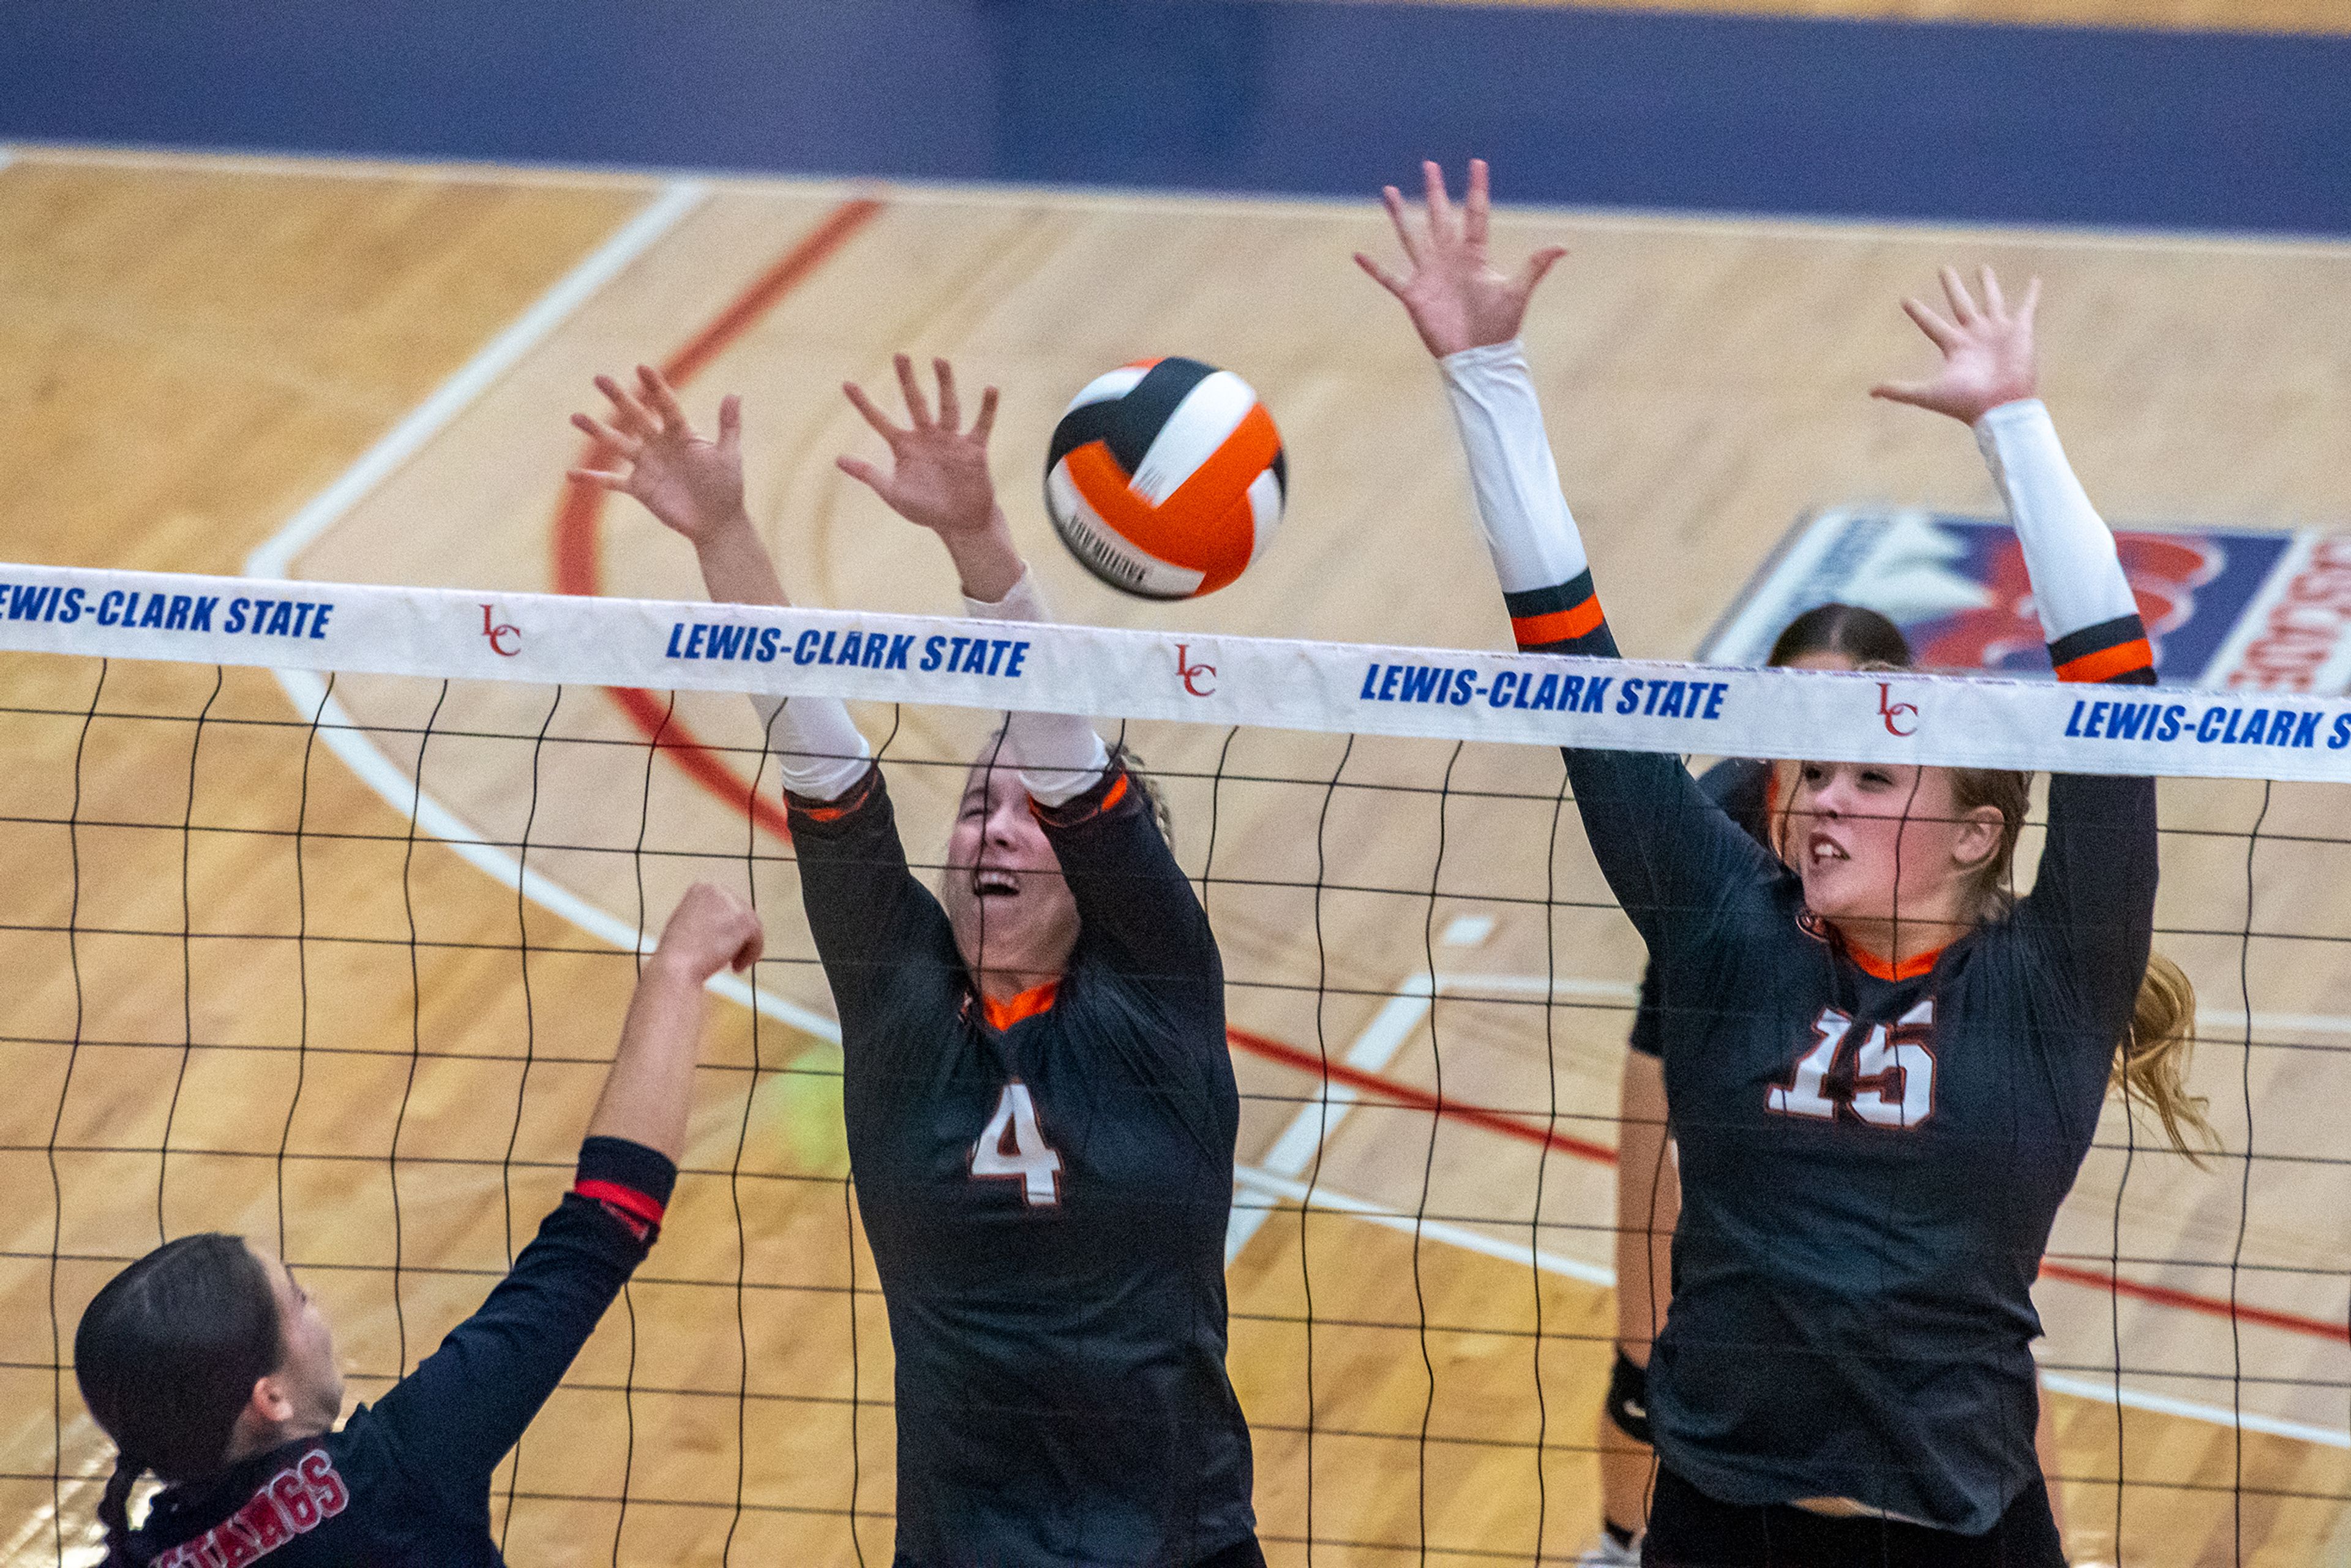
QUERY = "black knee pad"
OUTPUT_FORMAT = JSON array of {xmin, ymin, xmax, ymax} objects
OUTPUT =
[{"xmin": 1606, "ymin": 1347, "xmax": 1653, "ymax": 1446}]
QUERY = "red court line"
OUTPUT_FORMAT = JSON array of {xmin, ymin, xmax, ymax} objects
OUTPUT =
[
  {"xmin": 542, "ymin": 193, "xmax": 2350, "ymax": 1359},
  {"xmin": 2036, "ymin": 1261, "xmax": 2350, "ymax": 1346},
  {"xmin": 1224, "ymin": 1025, "xmax": 1618, "ymax": 1165},
  {"xmin": 1225, "ymin": 1027, "xmax": 2350, "ymax": 1348},
  {"xmin": 550, "ymin": 194, "xmax": 888, "ymax": 844}
]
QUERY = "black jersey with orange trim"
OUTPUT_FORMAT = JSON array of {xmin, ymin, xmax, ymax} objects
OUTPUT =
[
  {"xmin": 1539, "ymin": 613, "xmax": 2158, "ymax": 1534},
  {"xmin": 1625, "ymin": 757, "xmax": 1771, "ymax": 1060},
  {"xmin": 124, "ymin": 1138, "xmax": 673, "ymax": 1568},
  {"xmin": 784, "ymin": 763, "xmax": 1254, "ymax": 1568}
]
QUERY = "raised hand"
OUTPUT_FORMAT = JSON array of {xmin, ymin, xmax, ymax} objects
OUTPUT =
[
  {"xmin": 651, "ymin": 881, "xmax": 765, "ymax": 982},
  {"xmin": 838, "ymin": 354, "xmax": 1003, "ymax": 539},
  {"xmin": 569, "ymin": 367, "xmax": 749, "ymax": 544},
  {"xmin": 1357, "ymin": 159, "xmax": 1567, "ymax": 359},
  {"xmin": 1871, "ymin": 266, "xmax": 2042, "ymax": 426}
]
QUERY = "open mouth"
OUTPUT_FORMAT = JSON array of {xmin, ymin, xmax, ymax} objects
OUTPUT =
[
  {"xmin": 973, "ymin": 871, "xmax": 1021, "ymax": 899},
  {"xmin": 1807, "ymin": 832, "xmax": 1849, "ymax": 868}
]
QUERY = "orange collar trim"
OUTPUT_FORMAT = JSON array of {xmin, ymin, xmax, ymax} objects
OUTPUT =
[
  {"xmin": 1840, "ymin": 938, "xmax": 1944, "ymax": 983},
  {"xmin": 981, "ymin": 980, "xmax": 1060, "ymax": 1032}
]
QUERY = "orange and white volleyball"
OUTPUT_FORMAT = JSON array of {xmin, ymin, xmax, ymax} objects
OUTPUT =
[{"xmin": 1043, "ymin": 358, "xmax": 1287, "ymax": 599}]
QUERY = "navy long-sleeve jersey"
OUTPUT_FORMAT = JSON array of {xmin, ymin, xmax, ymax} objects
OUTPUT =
[
  {"xmin": 122, "ymin": 1136, "xmax": 674, "ymax": 1567},
  {"xmin": 784, "ymin": 762, "xmax": 1256, "ymax": 1568},
  {"xmin": 1625, "ymin": 758, "xmax": 1769, "ymax": 1060},
  {"xmin": 1526, "ymin": 591, "xmax": 2158, "ymax": 1533}
]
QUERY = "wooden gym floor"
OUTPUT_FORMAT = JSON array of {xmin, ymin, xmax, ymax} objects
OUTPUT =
[{"xmin": 1, "ymin": 140, "xmax": 2347, "ymax": 1566}]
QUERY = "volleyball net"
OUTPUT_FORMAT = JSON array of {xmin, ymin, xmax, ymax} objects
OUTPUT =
[{"xmin": 3, "ymin": 561, "xmax": 2347, "ymax": 1566}]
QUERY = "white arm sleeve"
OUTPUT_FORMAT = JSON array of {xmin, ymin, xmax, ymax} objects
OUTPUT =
[
  {"xmin": 1438, "ymin": 340, "xmax": 1592, "ymax": 596},
  {"xmin": 1974, "ymin": 399, "xmax": 2139, "ymax": 646},
  {"xmin": 964, "ymin": 567, "xmax": 1110, "ymax": 806},
  {"xmin": 749, "ymin": 692, "xmax": 872, "ymax": 802}
]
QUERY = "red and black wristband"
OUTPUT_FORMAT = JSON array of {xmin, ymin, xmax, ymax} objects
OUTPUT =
[{"xmin": 574, "ymin": 1135, "xmax": 677, "ymax": 1244}]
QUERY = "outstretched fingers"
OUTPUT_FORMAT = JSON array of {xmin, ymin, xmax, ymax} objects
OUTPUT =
[
  {"xmin": 971, "ymin": 384, "xmax": 1000, "ymax": 445},
  {"xmin": 570, "ymin": 410, "xmax": 641, "ymax": 459},
  {"xmin": 1354, "ymin": 250, "xmax": 1409, "ymax": 298},
  {"xmin": 1379, "ymin": 184, "xmax": 1425, "ymax": 269},
  {"xmin": 842, "ymin": 379, "xmax": 906, "ymax": 445},
  {"xmin": 1517, "ymin": 244, "xmax": 1569, "ymax": 298},
  {"xmin": 1900, "ymin": 295, "xmax": 1962, "ymax": 351},
  {"xmin": 717, "ymin": 393, "xmax": 741, "ymax": 457},
  {"xmin": 1939, "ymin": 265, "xmax": 1982, "ymax": 326},
  {"xmin": 933, "ymin": 358, "xmax": 961, "ymax": 432},
  {"xmin": 1463, "ymin": 158, "xmax": 1491, "ymax": 247},
  {"xmin": 1420, "ymin": 160, "xmax": 1455, "ymax": 240},
  {"xmin": 893, "ymin": 352, "xmax": 933, "ymax": 429},
  {"xmin": 593, "ymin": 373, "xmax": 659, "ymax": 440},
  {"xmin": 1978, "ymin": 267, "xmax": 2007, "ymax": 319},
  {"xmin": 836, "ymin": 453, "xmax": 888, "ymax": 495},
  {"xmin": 1867, "ymin": 377, "xmax": 1935, "ymax": 407},
  {"xmin": 636, "ymin": 364, "xmax": 689, "ymax": 433}
]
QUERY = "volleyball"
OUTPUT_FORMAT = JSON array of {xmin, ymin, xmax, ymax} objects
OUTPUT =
[{"xmin": 1043, "ymin": 356, "xmax": 1287, "ymax": 599}]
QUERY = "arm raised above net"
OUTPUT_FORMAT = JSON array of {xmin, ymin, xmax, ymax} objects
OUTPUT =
[
  {"xmin": 1440, "ymin": 339, "xmax": 1775, "ymax": 952},
  {"xmin": 367, "ymin": 887, "xmax": 757, "ymax": 1501},
  {"xmin": 570, "ymin": 367, "xmax": 872, "ymax": 801},
  {"xmin": 1875, "ymin": 268, "xmax": 2157, "ymax": 1008},
  {"xmin": 838, "ymin": 354, "xmax": 1111, "ymax": 806},
  {"xmin": 1362, "ymin": 160, "xmax": 1776, "ymax": 955}
]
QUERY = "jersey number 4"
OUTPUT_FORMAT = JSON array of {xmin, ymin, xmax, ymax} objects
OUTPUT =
[
  {"xmin": 1766, "ymin": 1001, "xmax": 1937, "ymax": 1128},
  {"xmin": 971, "ymin": 1081, "xmax": 1064, "ymax": 1206}
]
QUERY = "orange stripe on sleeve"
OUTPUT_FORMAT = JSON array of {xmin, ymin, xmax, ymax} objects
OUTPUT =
[
  {"xmin": 2054, "ymin": 637, "xmax": 2154, "ymax": 685},
  {"xmin": 1510, "ymin": 596, "xmax": 1606, "ymax": 647}
]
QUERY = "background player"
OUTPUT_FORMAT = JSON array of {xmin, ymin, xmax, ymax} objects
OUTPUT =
[
  {"xmin": 72, "ymin": 883, "xmax": 763, "ymax": 1566},
  {"xmin": 568, "ymin": 359, "xmax": 1260, "ymax": 1567},
  {"xmin": 1590, "ymin": 602, "xmax": 1913, "ymax": 1567},
  {"xmin": 1364, "ymin": 159, "xmax": 2211, "ymax": 1565}
]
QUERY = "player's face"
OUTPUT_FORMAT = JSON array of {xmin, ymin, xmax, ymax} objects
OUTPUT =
[
  {"xmin": 254, "ymin": 1247, "xmax": 345, "ymax": 1435},
  {"xmin": 1766, "ymin": 650, "xmax": 1860, "ymax": 857},
  {"xmin": 939, "ymin": 755, "xmax": 1081, "ymax": 988},
  {"xmin": 1787, "ymin": 760, "xmax": 1998, "ymax": 941}
]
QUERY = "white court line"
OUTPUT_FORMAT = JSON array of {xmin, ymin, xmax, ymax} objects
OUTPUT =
[
  {"xmin": 1224, "ymin": 972, "xmax": 1635, "ymax": 1264},
  {"xmin": 1234, "ymin": 1163, "xmax": 1612, "ymax": 1288},
  {"xmin": 1237, "ymin": 1165, "xmax": 2350, "ymax": 1452},
  {"xmin": 247, "ymin": 179, "xmax": 708, "ymax": 575},
  {"xmin": 238, "ymin": 179, "xmax": 838, "ymax": 1045},
  {"xmin": 223, "ymin": 168, "xmax": 2349, "ymax": 1457},
  {"xmin": 4, "ymin": 1416, "xmax": 110, "ymax": 1568},
  {"xmin": 2037, "ymin": 1372, "xmax": 2348, "ymax": 1452},
  {"xmin": 1232, "ymin": 967, "xmax": 2351, "ymax": 1454}
]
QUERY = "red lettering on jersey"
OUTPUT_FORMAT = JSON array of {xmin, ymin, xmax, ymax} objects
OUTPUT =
[
  {"xmin": 159, "ymin": 1452, "xmax": 345, "ymax": 1568},
  {"xmin": 298, "ymin": 1449, "xmax": 348, "ymax": 1517},
  {"xmin": 271, "ymin": 1469, "xmax": 318, "ymax": 1530},
  {"xmin": 212, "ymin": 1517, "xmax": 261, "ymax": 1568},
  {"xmin": 233, "ymin": 1495, "xmax": 291, "ymax": 1550}
]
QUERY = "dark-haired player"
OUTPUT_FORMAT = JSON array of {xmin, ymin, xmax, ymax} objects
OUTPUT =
[
  {"xmin": 1594, "ymin": 604, "xmax": 1913, "ymax": 1566},
  {"xmin": 1365, "ymin": 161, "xmax": 2210, "ymax": 1566},
  {"xmin": 75, "ymin": 884, "xmax": 763, "ymax": 1567},
  {"xmin": 569, "ymin": 357, "xmax": 1258, "ymax": 1567}
]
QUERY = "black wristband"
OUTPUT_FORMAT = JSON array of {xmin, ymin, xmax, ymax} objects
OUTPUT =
[
  {"xmin": 1606, "ymin": 1346, "xmax": 1653, "ymax": 1446},
  {"xmin": 577, "ymin": 1135, "xmax": 678, "ymax": 1210}
]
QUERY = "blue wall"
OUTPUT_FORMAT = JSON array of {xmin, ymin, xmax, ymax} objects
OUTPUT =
[{"xmin": 6, "ymin": 0, "xmax": 2347, "ymax": 233}]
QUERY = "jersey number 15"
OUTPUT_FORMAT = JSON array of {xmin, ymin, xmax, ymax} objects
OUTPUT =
[
  {"xmin": 1766, "ymin": 1002, "xmax": 1937, "ymax": 1129},
  {"xmin": 971, "ymin": 1081, "xmax": 1065, "ymax": 1206}
]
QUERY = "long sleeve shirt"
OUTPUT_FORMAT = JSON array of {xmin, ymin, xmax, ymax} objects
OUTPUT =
[
  {"xmin": 1440, "ymin": 340, "xmax": 2158, "ymax": 1534},
  {"xmin": 127, "ymin": 1137, "xmax": 675, "ymax": 1567},
  {"xmin": 786, "ymin": 761, "xmax": 1255, "ymax": 1568}
]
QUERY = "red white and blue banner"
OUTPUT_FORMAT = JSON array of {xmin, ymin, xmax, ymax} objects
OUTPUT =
[
  {"xmin": 1703, "ymin": 508, "xmax": 2351, "ymax": 694},
  {"xmin": 6, "ymin": 560, "xmax": 2351, "ymax": 783}
]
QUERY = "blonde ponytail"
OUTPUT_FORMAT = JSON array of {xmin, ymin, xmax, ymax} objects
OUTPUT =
[{"xmin": 2111, "ymin": 951, "xmax": 2217, "ymax": 1163}]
